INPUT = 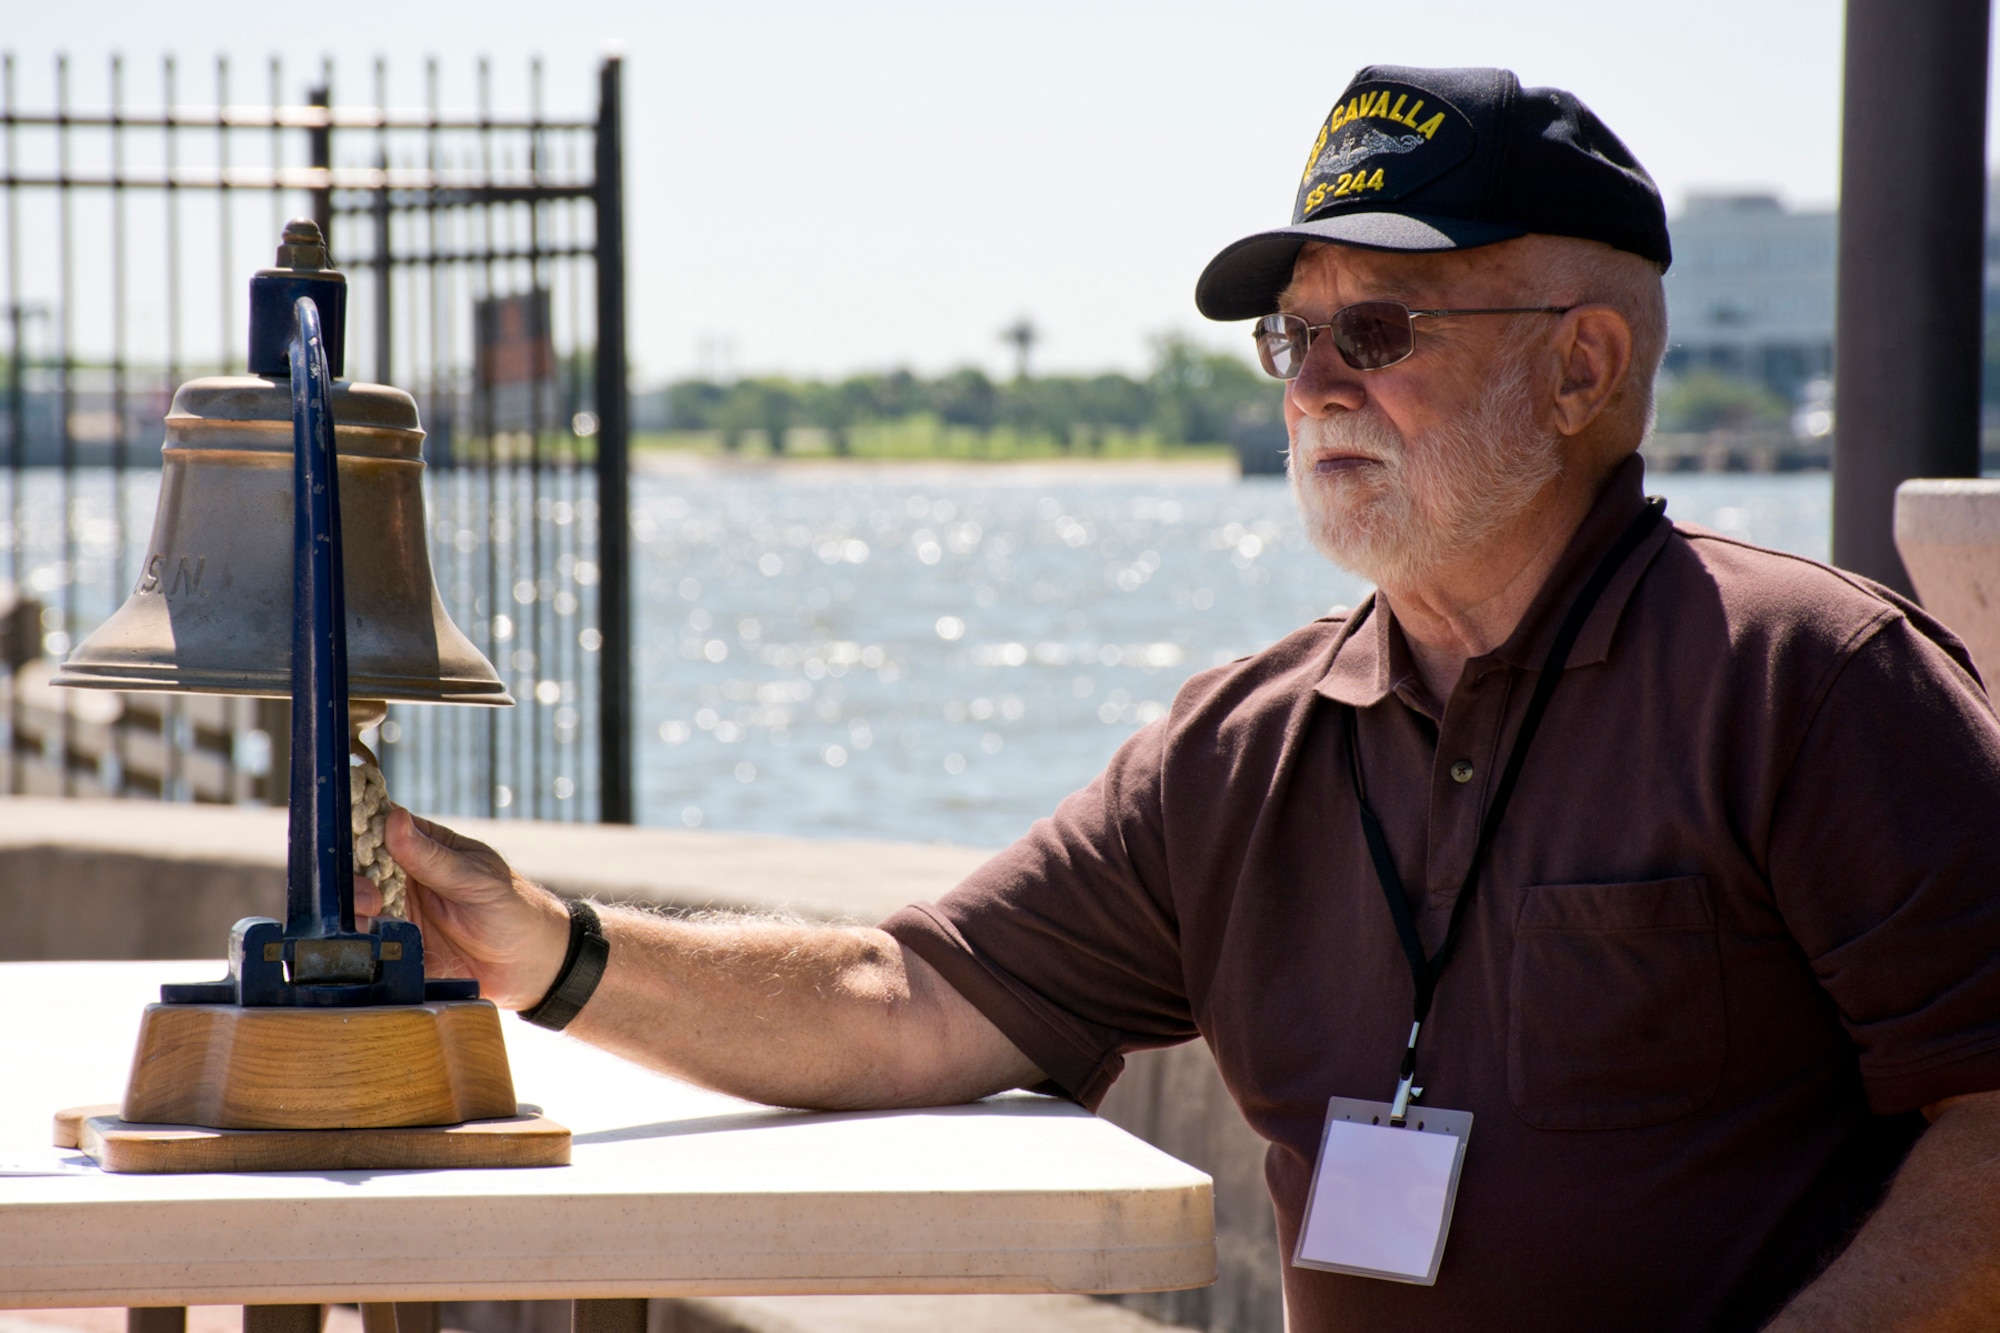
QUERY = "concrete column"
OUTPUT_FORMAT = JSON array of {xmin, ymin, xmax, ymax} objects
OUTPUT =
[{"xmin": 1831, "ymin": 0, "xmax": 1991, "ymax": 593}]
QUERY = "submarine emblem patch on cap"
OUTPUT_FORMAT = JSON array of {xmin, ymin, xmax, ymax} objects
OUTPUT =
[{"xmin": 1293, "ymin": 82, "xmax": 1476, "ymax": 224}]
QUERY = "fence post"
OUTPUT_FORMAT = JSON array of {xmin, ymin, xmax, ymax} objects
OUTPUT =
[
  {"xmin": 1830, "ymin": 0, "xmax": 1991, "ymax": 593},
  {"xmin": 593, "ymin": 53, "xmax": 633, "ymax": 824},
  {"xmin": 307, "ymin": 84, "xmax": 332, "ymax": 252},
  {"xmin": 373, "ymin": 149, "xmax": 392, "ymax": 385},
  {"xmin": 4, "ymin": 296, "xmax": 23, "ymax": 795}
]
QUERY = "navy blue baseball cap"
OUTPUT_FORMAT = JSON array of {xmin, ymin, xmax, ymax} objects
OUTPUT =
[{"xmin": 1195, "ymin": 66, "xmax": 1671, "ymax": 321}]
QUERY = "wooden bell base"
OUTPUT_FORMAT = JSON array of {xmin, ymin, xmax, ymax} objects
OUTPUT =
[
  {"xmin": 122, "ymin": 999, "xmax": 520, "ymax": 1129},
  {"xmin": 53, "ymin": 998, "xmax": 571, "ymax": 1173},
  {"xmin": 54, "ymin": 1104, "xmax": 570, "ymax": 1173}
]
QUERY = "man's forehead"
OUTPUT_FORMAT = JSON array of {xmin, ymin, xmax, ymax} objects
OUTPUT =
[{"xmin": 1278, "ymin": 241, "xmax": 1521, "ymax": 309}]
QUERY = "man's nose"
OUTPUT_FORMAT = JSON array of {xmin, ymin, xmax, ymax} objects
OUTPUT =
[{"xmin": 1286, "ymin": 334, "xmax": 1368, "ymax": 419}]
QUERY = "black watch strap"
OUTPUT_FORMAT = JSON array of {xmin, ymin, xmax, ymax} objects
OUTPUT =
[{"xmin": 518, "ymin": 898, "xmax": 610, "ymax": 1031}]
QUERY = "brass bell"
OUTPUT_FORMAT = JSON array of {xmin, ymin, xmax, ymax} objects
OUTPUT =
[{"xmin": 54, "ymin": 221, "xmax": 511, "ymax": 708}]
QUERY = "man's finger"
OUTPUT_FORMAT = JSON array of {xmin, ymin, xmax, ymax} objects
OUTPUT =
[
  {"xmin": 353, "ymin": 876, "xmax": 383, "ymax": 917},
  {"xmin": 401, "ymin": 806, "xmax": 495, "ymax": 858},
  {"xmin": 384, "ymin": 807, "xmax": 480, "ymax": 896},
  {"xmin": 405, "ymin": 881, "xmax": 471, "ymax": 980}
]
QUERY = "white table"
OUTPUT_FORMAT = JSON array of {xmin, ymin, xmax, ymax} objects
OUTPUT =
[{"xmin": 0, "ymin": 962, "xmax": 1213, "ymax": 1326}]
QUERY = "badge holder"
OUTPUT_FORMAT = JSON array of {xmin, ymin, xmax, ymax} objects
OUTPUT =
[{"xmin": 1293, "ymin": 1095, "xmax": 1472, "ymax": 1286}]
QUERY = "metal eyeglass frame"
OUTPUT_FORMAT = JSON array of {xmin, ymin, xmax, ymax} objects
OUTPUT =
[{"xmin": 1254, "ymin": 302, "xmax": 1576, "ymax": 378}]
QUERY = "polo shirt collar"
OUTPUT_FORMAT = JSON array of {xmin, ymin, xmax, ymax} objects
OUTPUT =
[
  {"xmin": 1315, "ymin": 454, "xmax": 1667, "ymax": 708},
  {"xmin": 1317, "ymin": 594, "xmax": 1396, "ymax": 708}
]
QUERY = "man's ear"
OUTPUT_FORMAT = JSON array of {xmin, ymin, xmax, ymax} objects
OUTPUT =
[{"xmin": 1548, "ymin": 304, "xmax": 1634, "ymax": 437}]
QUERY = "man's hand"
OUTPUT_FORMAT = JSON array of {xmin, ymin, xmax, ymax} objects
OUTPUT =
[
  {"xmin": 352, "ymin": 806, "xmax": 570, "ymax": 1010},
  {"xmin": 353, "ymin": 809, "xmax": 1045, "ymax": 1111}
]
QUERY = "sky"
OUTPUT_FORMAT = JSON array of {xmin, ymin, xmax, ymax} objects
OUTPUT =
[{"xmin": 0, "ymin": 0, "xmax": 1975, "ymax": 385}]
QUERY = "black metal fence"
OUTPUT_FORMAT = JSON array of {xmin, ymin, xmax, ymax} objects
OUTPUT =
[{"xmin": 0, "ymin": 51, "xmax": 632, "ymax": 824}]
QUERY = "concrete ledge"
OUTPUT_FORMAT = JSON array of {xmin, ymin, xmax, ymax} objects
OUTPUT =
[
  {"xmin": 0, "ymin": 797, "xmax": 992, "ymax": 960},
  {"xmin": 1895, "ymin": 478, "xmax": 2000, "ymax": 680}
]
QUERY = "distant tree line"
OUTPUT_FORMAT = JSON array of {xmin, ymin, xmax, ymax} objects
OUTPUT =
[
  {"xmin": 636, "ymin": 336, "xmax": 1278, "ymax": 453},
  {"xmin": 1654, "ymin": 370, "xmax": 1792, "ymax": 433}
]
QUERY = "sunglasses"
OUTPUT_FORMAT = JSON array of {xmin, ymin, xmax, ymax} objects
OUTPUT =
[{"xmin": 1252, "ymin": 302, "xmax": 1575, "ymax": 378}]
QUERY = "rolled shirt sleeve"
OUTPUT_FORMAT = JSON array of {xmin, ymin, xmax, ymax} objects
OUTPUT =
[
  {"xmin": 1769, "ymin": 611, "xmax": 2000, "ymax": 1114},
  {"xmin": 881, "ymin": 719, "xmax": 1195, "ymax": 1108}
]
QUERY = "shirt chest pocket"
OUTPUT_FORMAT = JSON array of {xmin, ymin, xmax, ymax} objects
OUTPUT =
[{"xmin": 1508, "ymin": 875, "xmax": 1726, "ymax": 1131}]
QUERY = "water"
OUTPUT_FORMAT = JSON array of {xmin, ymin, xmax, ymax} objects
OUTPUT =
[
  {"xmin": 5, "ymin": 465, "xmax": 1835, "ymax": 846},
  {"xmin": 631, "ymin": 468, "xmax": 1832, "ymax": 849}
]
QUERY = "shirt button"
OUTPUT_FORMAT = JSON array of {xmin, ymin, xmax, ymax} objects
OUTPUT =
[{"xmin": 1450, "ymin": 760, "xmax": 1475, "ymax": 784}]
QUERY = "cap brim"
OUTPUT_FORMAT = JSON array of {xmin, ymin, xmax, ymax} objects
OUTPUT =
[{"xmin": 1193, "ymin": 212, "xmax": 1528, "ymax": 321}]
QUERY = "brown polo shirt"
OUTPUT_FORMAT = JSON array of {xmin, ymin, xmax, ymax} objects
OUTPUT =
[{"xmin": 881, "ymin": 454, "xmax": 2000, "ymax": 1331}]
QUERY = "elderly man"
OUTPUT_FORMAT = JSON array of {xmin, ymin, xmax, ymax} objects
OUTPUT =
[{"xmin": 360, "ymin": 67, "xmax": 2000, "ymax": 1332}]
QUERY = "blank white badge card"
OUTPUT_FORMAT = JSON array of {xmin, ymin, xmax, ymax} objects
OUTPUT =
[{"xmin": 1293, "ymin": 1095, "xmax": 1473, "ymax": 1286}]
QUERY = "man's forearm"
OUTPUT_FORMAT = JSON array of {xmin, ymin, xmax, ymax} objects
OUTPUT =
[
  {"xmin": 1765, "ymin": 1090, "xmax": 2000, "ymax": 1331},
  {"xmin": 372, "ymin": 810, "xmax": 1041, "ymax": 1113},
  {"xmin": 563, "ymin": 907, "xmax": 1040, "ymax": 1111}
]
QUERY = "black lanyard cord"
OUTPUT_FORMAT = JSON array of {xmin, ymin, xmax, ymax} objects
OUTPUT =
[{"xmin": 1349, "ymin": 497, "xmax": 1666, "ymax": 1119}]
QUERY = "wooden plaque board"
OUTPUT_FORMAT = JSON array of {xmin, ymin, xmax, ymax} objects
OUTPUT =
[{"xmin": 54, "ymin": 1105, "xmax": 570, "ymax": 1174}]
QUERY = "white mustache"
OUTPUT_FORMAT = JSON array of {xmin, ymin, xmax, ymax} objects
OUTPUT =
[{"xmin": 1290, "ymin": 413, "xmax": 1406, "ymax": 470}]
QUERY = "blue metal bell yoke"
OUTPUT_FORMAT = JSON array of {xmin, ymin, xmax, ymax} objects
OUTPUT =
[{"xmin": 161, "ymin": 224, "xmax": 475, "ymax": 1008}]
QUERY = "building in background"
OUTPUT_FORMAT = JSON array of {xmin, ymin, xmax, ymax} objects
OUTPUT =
[
  {"xmin": 1661, "ymin": 192, "xmax": 1837, "ymax": 408},
  {"xmin": 1659, "ymin": 184, "xmax": 2000, "ymax": 461}
]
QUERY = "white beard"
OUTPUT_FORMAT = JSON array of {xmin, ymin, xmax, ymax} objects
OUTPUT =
[{"xmin": 1288, "ymin": 346, "xmax": 1564, "ymax": 591}]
